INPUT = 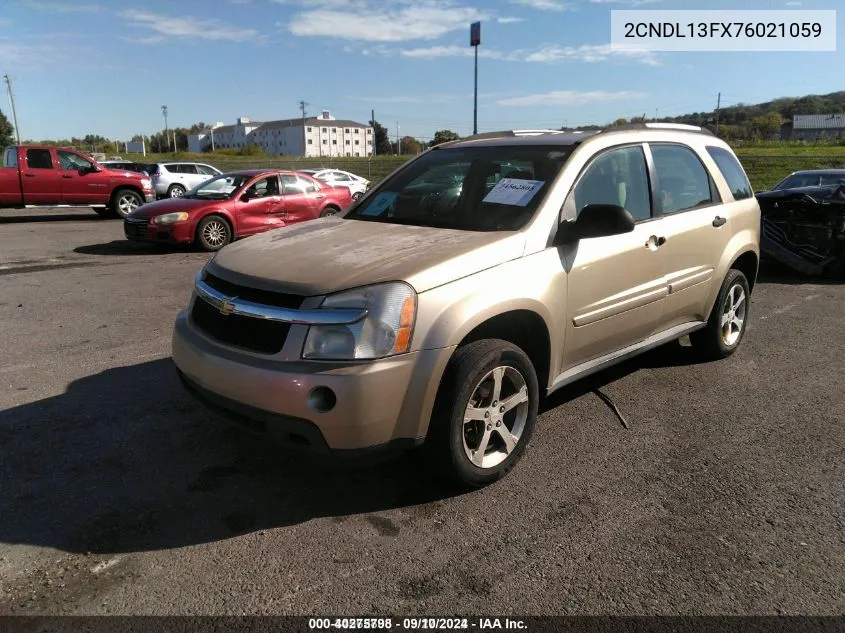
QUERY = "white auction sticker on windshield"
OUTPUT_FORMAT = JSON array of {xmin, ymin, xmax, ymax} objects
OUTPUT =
[{"xmin": 483, "ymin": 178, "xmax": 545, "ymax": 206}]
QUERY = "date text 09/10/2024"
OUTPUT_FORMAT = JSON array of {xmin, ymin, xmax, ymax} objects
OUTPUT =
[{"xmin": 308, "ymin": 618, "xmax": 527, "ymax": 630}]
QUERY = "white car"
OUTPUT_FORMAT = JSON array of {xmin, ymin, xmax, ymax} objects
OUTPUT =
[
  {"xmin": 298, "ymin": 169, "xmax": 369, "ymax": 200},
  {"xmin": 149, "ymin": 162, "xmax": 223, "ymax": 199}
]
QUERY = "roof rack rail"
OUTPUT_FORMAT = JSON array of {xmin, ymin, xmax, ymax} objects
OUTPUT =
[{"xmin": 601, "ymin": 121, "xmax": 715, "ymax": 136}]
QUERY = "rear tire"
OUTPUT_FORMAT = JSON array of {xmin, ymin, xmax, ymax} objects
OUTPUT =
[
  {"xmin": 320, "ymin": 206, "xmax": 340, "ymax": 218},
  {"xmin": 168, "ymin": 184, "xmax": 186, "ymax": 198},
  {"xmin": 689, "ymin": 269, "xmax": 751, "ymax": 361},
  {"xmin": 424, "ymin": 339, "xmax": 539, "ymax": 489},
  {"xmin": 111, "ymin": 189, "xmax": 143, "ymax": 218},
  {"xmin": 195, "ymin": 215, "xmax": 232, "ymax": 252}
]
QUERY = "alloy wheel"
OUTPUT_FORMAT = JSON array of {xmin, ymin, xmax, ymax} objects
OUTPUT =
[
  {"xmin": 462, "ymin": 366, "xmax": 530, "ymax": 469},
  {"xmin": 118, "ymin": 194, "xmax": 139, "ymax": 215},
  {"xmin": 202, "ymin": 220, "xmax": 228, "ymax": 248},
  {"xmin": 720, "ymin": 283, "xmax": 747, "ymax": 346}
]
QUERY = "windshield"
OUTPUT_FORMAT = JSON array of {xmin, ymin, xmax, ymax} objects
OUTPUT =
[
  {"xmin": 183, "ymin": 173, "xmax": 253, "ymax": 199},
  {"xmin": 344, "ymin": 145, "xmax": 573, "ymax": 231}
]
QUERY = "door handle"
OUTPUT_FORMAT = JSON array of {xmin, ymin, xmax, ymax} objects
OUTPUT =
[
  {"xmin": 24, "ymin": 173, "xmax": 36, "ymax": 177},
  {"xmin": 314, "ymin": 194, "xmax": 325, "ymax": 199},
  {"xmin": 62, "ymin": 175, "xmax": 74, "ymax": 179},
  {"xmin": 713, "ymin": 216, "xmax": 727, "ymax": 227},
  {"xmin": 656, "ymin": 236, "xmax": 666, "ymax": 246},
  {"xmin": 645, "ymin": 235, "xmax": 667, "ymax": 249}
]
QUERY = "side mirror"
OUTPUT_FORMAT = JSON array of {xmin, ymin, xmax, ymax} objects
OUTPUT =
[
  {"xmin": 556, "ymin": 203, "xmax": 635, "ymax": 244},
  {"xmin": 239, "ymin": 192, "xmax": 251, "ymax": 202},
  {"xmin": 79, "ymin": 165, "xmax": 98, "ymax": 175}
]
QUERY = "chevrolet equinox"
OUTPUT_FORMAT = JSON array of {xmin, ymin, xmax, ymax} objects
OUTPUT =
[{"xmin": 171, "ymin": 123, "xmax": 761, "ymax": 488}]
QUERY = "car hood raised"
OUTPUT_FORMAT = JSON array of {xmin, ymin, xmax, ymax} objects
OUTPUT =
[
  {"xmin": 206, "ymin": 217, "xmax": 526, "ymax": 296},
  {"xmin": 129, "ymin": 197, "xmax": 224, "ymax": 219}
]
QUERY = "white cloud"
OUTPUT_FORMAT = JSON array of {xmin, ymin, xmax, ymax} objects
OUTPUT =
[
  {"xmin": 497, "ymin": 17, "xmax": 525, "ymax": 23},
  {"xmin": 496, "ymin": 90, "xmax": 647, "ymax": 106},
  {"xmin": 398, "ymin": 42, "xmax": 660, "ymax": 65},
  {"xmin": 590, "ymin": 0, "xmax": 665, "ymax": 4},
  {"xmin": 401, "ymin": 45, "xmax": 505, "ymax": 59},
  {"xmin": 517, "ymin": 43, "xmax": 660, "ymax": 65},
  {"xmin": 25, "ymin": 1, "xmax": 102, "ymax": 12},
  {"xmin": 119, "ymin": 10, "xmax": 263, "ymax": 42},
  {"xmin": 284, "ymin": 1, "xmax": 489, "ymax": 42},
  {"xmin": 509, "ymin": 0, "xmax": 573, "ymax": 11}
]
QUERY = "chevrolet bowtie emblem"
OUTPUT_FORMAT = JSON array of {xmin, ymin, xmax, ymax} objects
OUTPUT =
[{"xmin": 219, "ymin": 300, "xmax": 236, "ymax": 316}]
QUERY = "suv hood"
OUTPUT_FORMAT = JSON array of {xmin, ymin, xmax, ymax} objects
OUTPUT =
[{"xmin": 207, "ymin": 217, "xmax": 526, "ymax": 296}]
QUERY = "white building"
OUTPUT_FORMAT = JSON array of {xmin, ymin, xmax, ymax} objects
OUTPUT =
[{"xmin": 187, "ymin": 111, "xmax": 374, "ymax": 157}]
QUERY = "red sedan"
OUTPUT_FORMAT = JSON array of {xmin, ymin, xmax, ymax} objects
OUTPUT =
[{"xmin": 123, "ymin": 169, "xmax": 352, "ymax": 251}]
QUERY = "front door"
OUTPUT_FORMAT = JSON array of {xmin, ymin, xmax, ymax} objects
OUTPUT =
[
  {"xmin": 233, "ymin": 174, "xmax": 285, "ymax": 236},
  {"xmin": 560, "ymin": 144, "xmax": 668, "ymax": 371},
  {"xmin": 21, "ymin": 148, "xmax": 62, "ymax": 205},
  {"xmin": 57, "ymin": 150, "xmax": 108, "ymax": 204}
]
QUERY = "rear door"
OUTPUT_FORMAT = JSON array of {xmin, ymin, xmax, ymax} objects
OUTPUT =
[
  {"xmin": 561, "ymin": 144, "xmax": 668, "ymax": 370},
  {"xmin": 20, "ymin": 148, "xmax": 62, "ymax": 205},
  {"xmin": 280, "ymin": 174, "xmax": 321, "ymax": 222},
  {"xmin": 646, "ymin": 142, "xmax": 733, "ymax": 328},
  {"xmin": 233, "ymin": 174, "xmax": 284, "ymax": 235}
]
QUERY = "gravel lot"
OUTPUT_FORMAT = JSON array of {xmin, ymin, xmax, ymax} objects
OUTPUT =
[{"xmin": 0, "ymin": 207, "xmax": 843, "ymax": 616}]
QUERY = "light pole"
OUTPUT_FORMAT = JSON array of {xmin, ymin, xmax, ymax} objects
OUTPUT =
[
  {"xmin": 470, "ymin": 22, "xmax": 481, "ymax": 135},
  {"xmin": 161, "ymin": 105, "xmax": 170, "ymax": 152},
  {"xmin": 4, "ymin": 74, "xmax": 21, "ymax": 144}
]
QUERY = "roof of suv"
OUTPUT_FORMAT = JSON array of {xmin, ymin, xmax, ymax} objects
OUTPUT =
[{"xmin": 439, "ymin": 123, "xmax": 716, "ymax": 150}]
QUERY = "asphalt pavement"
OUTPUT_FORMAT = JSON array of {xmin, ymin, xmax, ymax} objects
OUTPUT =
[{"xmin": 0, "ymin": 207, "xmax": 843, "ymax": 616}]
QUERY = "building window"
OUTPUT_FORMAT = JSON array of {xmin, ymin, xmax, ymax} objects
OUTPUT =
[
  {"xmin": 344, "ymin": 128, "xmax": 350, "ymax": 133},
  {"xmin": 345, "ymin": 140, "xmax": 350, "ymax": 145},
  {"xmin": 322, "ymin": 127, "xmax": 327, "ymax": 132},
  {"xmin": 354, "ymin": 140, "xmax": 360, "ymax": 145},
  {"xmin": 307, "ymin": 139, "xmax": 313, "ymax": 145},
  {"xmin": 354, "ymin": 129, "xmax": 360, "ymax": 134},
  {"xmin": 332, "ymin": 140, "xmax": 337, "ymax": 145},
  {"xmin": 307, "ymin": 127, "xmax": 312, "ymax": 132},
  {"xmin": 322, "ymin": 139, "xmax": 327, "ymax": 144},
  {"xmin": 354, "ymin": 152, "xmax": 360, "ymax": 157}
]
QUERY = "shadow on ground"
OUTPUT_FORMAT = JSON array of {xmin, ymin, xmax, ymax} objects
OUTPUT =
[
  {"xmin": 0, "ymin": 339, "xmax": 703, "ymax": 555},
  {"xmin": 757, "ymin": 258, "xmax": 845, "ymax": 285},
  {"xmin": 74, "ymin": 241, "xmax": 194, "ymax": 256},
  {"xmin": 0, "ymin": 212, "xmax": 110, "ymax": 224}
]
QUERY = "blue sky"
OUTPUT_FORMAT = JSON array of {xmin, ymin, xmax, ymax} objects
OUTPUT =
[{"xmin": 1, "ymin": 0, "xmax": 843, "ymax": 143}]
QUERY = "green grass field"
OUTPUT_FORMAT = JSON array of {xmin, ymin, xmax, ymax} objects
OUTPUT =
[{"xmin": 123, "ymin": 142, "xmax": 845, "ymax": 193}]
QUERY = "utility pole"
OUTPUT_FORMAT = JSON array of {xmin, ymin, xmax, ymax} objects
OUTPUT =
[
  {"xmin": 715, "ymin": 92, "xmax": 721, "ymax": 135},
  {"xmin": 470, "ymin": 22, "xmax": 481, "ymax": 135},
  {"xmin": 161, "ymin": 105, "xmax": 170, "ymax": 152},
  {"xmin": 4, "ymin": 74, "xmax": 21, "ymax": 144},
  {"xmin": 396, "ymin": 121, "xmax": 400, "ymax": 155},
  {"xmin": 371, "ymin": 109, "xmax": 376, "ymax": 157}
]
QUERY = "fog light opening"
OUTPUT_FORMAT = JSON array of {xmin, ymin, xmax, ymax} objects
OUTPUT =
[{"xmin": 307, "ymin": 386, "xmax": 337, "ymax": 413}]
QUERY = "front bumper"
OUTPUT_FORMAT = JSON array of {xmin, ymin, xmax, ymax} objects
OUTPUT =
[
  {"xmin": 144, "ymin": 192, "xmax": 156, "ymax": 203},
  {"xmin": 171, "ymin": 308, "xmax": 453, "ymax": 457},
  {"xmin": 124, "ymin": 217, "xmax": 194, "ymax": 244}
]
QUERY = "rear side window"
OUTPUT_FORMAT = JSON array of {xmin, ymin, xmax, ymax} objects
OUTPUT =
[
  {"xmin": 4, "ymin": 148, "xmax": 18, "ymax": 167},
  {"xmin": 26, "ymin": 149, "xmax": 53, "ymax": 169},
  {"xmin": 180, "ymin": 164, "xmax": 198, "ymax": 174},
  {"xmin": 819, "ymin": 173, "xmax": 845, "ymax": 187},
  {"xmin": 197, "ymin": 165, "xmax": 217, "ymax": 176},
  {"xmin": 650, "ymin": 144, "xmax": 715, "ymax": 214},
  {"xmin": 706, "ymin": 146, "xmax": 753, "ymax": 200},
  {"xmin": 163, "ymin": 164, "xmax": 178, "ymax": 173}
]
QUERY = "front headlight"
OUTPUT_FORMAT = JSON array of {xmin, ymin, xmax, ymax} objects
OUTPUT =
[
  {"xmin": 302, "ymin": 282, "xmax": 416, "ymax": 360},
  {"xmin": 153, "ymin": 212, "xmax": 189, "ymax": 224},
  {"xmin": 141, "ymin": 178, "xmax": 152, "ymax": 189}
]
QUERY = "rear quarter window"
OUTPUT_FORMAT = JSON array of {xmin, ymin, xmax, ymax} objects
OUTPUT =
[
  {"xmin": 706, "ymin": 146, "xmax": 753, "ymax": 200},
  {"xmin": 4, "ymin": 147, "xmax": 18, "ymax": 168}
]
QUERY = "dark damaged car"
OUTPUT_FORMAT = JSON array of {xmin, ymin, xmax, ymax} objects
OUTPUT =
[{"xmin": 756, "ymin": 183, "xmax": 845, "ymax": 277}]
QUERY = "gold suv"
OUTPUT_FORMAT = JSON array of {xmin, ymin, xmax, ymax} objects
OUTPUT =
[{"xmin": 171, "ymin": 123, "xmax": 760, "ymax": 488}]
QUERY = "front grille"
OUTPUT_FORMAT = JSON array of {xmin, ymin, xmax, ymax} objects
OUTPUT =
[
  {"xmin": 204, "ymin": 272, "xmax": 304, "ymax": 309},
  {"xmin": 124, "ymin": 218, "xmax": 149, "ymax": 239}
]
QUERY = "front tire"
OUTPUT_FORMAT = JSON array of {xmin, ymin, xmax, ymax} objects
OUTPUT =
[
  {"xmin": 195, "ymin": 215, "xmax": 232, "ymax": 252},
  {"xmin": 425, "ymin": 339, "xmax": 539, "ymax": 489},
  {"xmin": 689, "ymin": 269, "xmax": 751, "ymax": 360},
  {"xmin": 111, "ymin": 189, "xmax": 143, "ymax": 218}
]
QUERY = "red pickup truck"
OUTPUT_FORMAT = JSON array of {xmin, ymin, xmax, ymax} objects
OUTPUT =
[{"xmin": 0, "ymin": 145, "xmax": 156, "ymax": 218}]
